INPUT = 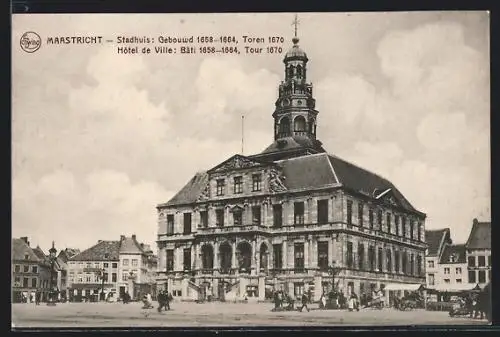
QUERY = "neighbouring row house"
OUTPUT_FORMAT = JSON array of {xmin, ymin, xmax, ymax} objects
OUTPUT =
[
  {"xmin": 12, "ymin": 237, "xmax": 52, "ymax": 303},
  {"xmin": 155, "ymin": 31, "xmax": 427, "ymax": 303},
  {"xmin": 425, "ymin": 219, "xmax": 491, "ymax": 293},
  {"xmin": 66, "ymin": 235, "xmax": 158, "ymax": 301}
]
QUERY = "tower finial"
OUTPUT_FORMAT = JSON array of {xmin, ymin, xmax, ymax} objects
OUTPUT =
[
  {"xmin": 292, "ymin": 14, "xmax": 300, "ymax": 44},
  {"xmin": 52, "ymin": 241, "xmax": 55, "ymax": 249}
]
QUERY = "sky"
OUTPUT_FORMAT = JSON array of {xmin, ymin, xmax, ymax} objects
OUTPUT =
[{"xmin": 12, "ymin": 12, "xmax": 490, "ymax": 253}]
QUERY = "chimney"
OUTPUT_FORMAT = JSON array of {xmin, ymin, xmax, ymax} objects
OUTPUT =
[
  {"xmin": 20, "ymin": 237, "xmax": 29, "ymax": 246},
  {"xmin": 132, "ymin": 234, "xmax": 136, "ymax": 241},
  {"xmin": 120, "ymin": 235, "xmax": 125, "ymax": 241},
  {"xmin": 473, "ymin": 218, "xmax": 479, "ymax": 226}
]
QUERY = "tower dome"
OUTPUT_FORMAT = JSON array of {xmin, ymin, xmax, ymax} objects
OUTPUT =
[{"xmin": 283, "ymin": 37, "xmax": 308, "ymax": 62}]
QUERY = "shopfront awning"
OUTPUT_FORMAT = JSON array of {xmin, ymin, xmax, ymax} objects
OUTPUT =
[
  {"xmin": 427, "ymin": 283, "xmax": 480, "ymax": 292},
  {"xmin": 384, "ymin": 283, "xmax": 425, "ymax": 291}
]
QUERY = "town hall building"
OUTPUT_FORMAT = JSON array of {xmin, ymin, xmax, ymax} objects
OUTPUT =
[{"xmin": 155, "ymin": 30, "xmax": 427, "ymax": 303}]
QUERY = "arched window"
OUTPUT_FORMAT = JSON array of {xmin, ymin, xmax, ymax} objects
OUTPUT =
[
  {"xmin": 296, "ymin": 65, "xmax": 302, "ymax": 78},
  {"xmin": 287, "ymin": 66, "xmax": 294, "ymax": 79},
  {"xmin": 279, "ymin": 117, "xmax": 290, "ymax": 137},
  {"xmin": 294, "ymin": 116, "xmax": 306, "ymax": 132},
  {"xmin": 201, "ymin": 244, "xmax": 214, "ymax": 270},
  {"xmin": 237, "ymin": 241, "xmax": 252, "ymax": 273}
]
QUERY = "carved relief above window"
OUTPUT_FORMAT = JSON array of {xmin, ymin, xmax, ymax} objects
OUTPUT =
[{"xmin": 268, "ymin": 168, "xmax": 287, "ymax": 193}]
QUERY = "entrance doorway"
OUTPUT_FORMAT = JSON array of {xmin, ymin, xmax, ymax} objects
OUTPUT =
[{"xmin": 119, "ymin": 286, "xmax": 126, "ymax": 299}]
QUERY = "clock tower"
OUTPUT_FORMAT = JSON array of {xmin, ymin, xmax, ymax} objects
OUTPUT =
[{"xmin": 273, "ymin": 19, "xmax": 318, "ymax": 142}]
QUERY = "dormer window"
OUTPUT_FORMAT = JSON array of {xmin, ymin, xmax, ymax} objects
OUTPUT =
[{"xmin": 24, "ymin": 254, "xmax": 29, "ymax": 260}]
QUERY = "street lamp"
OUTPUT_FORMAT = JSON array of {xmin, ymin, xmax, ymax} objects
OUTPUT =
[
  {"xmin": 328, "ymin": 261, "xmax": 342, "ymax": 292},
  {"xmin": 47, "ymin": 241, "xmax": 57, "ymax": 306},
  {"xmin": 94, "ymin": 268, "xmax": 106, "ymax": 301}
]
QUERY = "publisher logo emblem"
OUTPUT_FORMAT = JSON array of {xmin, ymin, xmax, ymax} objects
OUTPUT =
[{"xmin": 20, "ymin": 31, "xmax": 41, "ymax": 53}]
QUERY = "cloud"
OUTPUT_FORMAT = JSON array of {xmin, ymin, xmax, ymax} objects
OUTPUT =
[
  {"xmin": 12, "ymin": 169, "xmax": 174, "ymax": 251},
  {"xmin": 11, "ymin": 13, "xmax": 490, "ymax": 250}
]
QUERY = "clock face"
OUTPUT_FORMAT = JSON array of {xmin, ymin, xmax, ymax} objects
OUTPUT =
[{"xmin": 283, "ymin": 99, "xmax": 291, "ymax": 107}]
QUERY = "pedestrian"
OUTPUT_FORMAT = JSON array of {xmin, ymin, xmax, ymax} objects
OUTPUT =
[
  {"xmin": 157, "ymin": 291, "xmax": 165, "ymax": 312},
  {"xmin": 299, "ymin": 292, "xmax": 310, "ymax": 312},
  {"xmin": 35, "ymin": 291, "xmax": 41, "ymax": 305},
  {"xmin": 273, "ymin": 290, "xmax": 280, "ymax": 311},
  {"xmin": 165, "ymin": 291, "xmax": 173, "ymax": 310}
]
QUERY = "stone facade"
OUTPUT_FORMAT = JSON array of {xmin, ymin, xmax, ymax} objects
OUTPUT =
[{"xmin": 156, "ymin": 34, "xmax": 426, "ymax": 303}]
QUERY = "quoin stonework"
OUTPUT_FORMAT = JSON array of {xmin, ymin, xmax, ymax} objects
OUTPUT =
[{"xmin": 154, "ymin": 32, "xmax": 427, "ymax": 304}]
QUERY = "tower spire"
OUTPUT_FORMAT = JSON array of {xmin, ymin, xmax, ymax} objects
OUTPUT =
[{"xmin": 292, "ymin": 14, "xmax": 300, "ymax": 44}]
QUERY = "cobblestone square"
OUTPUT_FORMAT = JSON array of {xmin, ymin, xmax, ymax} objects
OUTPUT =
[{"xmin": 12, "ymin": 302, "xmax": 489, "ymax": 328}]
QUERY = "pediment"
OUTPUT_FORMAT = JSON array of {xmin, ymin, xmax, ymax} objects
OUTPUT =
[
  {"xmin": 208, "ymin": 154, "xmax": 267, "ymax": 174},
  {"xmin": 374, "ymin": 188, "xmax": 401, "ymax": 207}
]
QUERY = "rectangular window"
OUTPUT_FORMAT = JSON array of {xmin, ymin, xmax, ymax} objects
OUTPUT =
[
  {"xmin": 112, "ymin": 263, "xmax": 118, "ymax": 269},
  {"xmin": 358, "ymin": 243, "xmax": 365, "ymax": 270},
  {"xmin": 386, "ymin": 249, "xmax": 392, "ymax": 273},
  {"xmin": 377, "ymin": 210, "xmax": 383, "ymax": 230},
  {"xmin": 112, "ymin": 273, "xmax": 117, "ymax": 282},
  {"xmin": 233, "ymin": 209, "xmax": 242, "ymax": 226},
  {"xmin": 216, "ymin": 209, "xmax": 224, "ymax": 227},
  {"xmin": 167, "ymin": 215, "xmax": 174, "ymax": 235},
  {"xmin": 104, "ymin": 263, "xmax": 109, "ymax": 268},
  {"xmin": 468, "ymin": 256, "xmax": 476, "ymax": 267},
  {"xmin": 123, "ymin": 259, "xmax": 129, "ymax": 266},
  {"xmin": 294, "ymin": 283, "xmax": 305, "ymax": 297},
  {"xmin": 358, "ymin": 203, "xmax": 364, "ymax": 227},
  {"xmin": 456, "ymin": 267, "xmax": 462, "ymax": 274},
  {"xmin": 488, "ymin": 255, "xmax": 491, "ymax": 266},
  {"xmin": 317, "ymin": 199, "xmax": 329, "ymax": 224},
  {"xmin": 444, "ymin": 267, "xmax": 450, "ymax": 274},
  {"xmin": 402, "ymin": 217, "xmax": 407, "ymax": 237},
  {"xmin": 386, "ymin": 213, "xmax": 392, "ymax": 233},
  {"xmin": 478, "ymin": 270, "xmax": 486, "ymax": 283},
  {"xmin": 24, "ymin": 265, "xmax": 29, "ymax": 273},
  {"xmin": 378, "ymin": 247, "xmax": 383, "ymax": 271},
  {"xmin": 410, "ymin": 220, "xmax": 414, "ymax": 239},
  {"xmin": 252, "ymin": 206, "xmax": 261, "ymax": 225},
  {"xmin": 395, "ymin": 216, "xmax": 400, "ymax": 236},
  {"xmin": 478, "ymin": 256, "xmax": 485, "ymax": 267},
  {"xmin": 346, "ymin": 200, "xmax": 353, "ymax": 226},
  {"xmin": 410, "ymin": 254, "xmax": 414, "ymax": 275},
  {"xmin": 294, "ymin": 202, "xmax": 305, "ymax": 225},
  {"xmin": 183, "ymin": 213, "xmax": 192, "ymax": 234},
  {"xmin": 402, "ymin": 252, "xmax": 408, "ymax": 275},
  {"xmin": 444, "ymin": 279, "xmax": 450, "ymax": 284},
  {"xmin": 428, "ymin": 260, "xmax": 435, "ymax": 268},
  {"xmin": 369, "ymin": 246, "xmax": 376, "ymax": 271},
  {"xmin": 23, "ymin": 277, "xmax": 29, "ymax": 287},
  {"xmin": 428, "ymin": 273, "xmax": 435, "ymax": 286},
  {"xmin": 183, "ymin": 248, "xmax": 191, "ymax": 271},
  {"xmin": 273, "ymin": 204, "xmax": 283, "ymax": 228},
  {"xmin": 132, "ymin": 259, "xmax": 138, "ymax": 267},
  {"xmin": 234, "ymin": 176, "xmax": 243, "ymax": 194},
  {"xmin": 417, "ymin": 222, "xmax": 422, "ymax": 241},
  {"xmin": 346, "ymin": 242, "xmax": 354, "ymax": 268},
  {"xmin": 417, "ymin": 255, "xmax": 422, "ymax": 276},
  {"xmin": 318, "ymin": 242, "xmax": 329, "ymax": 271},
  {"xmin": 103, "ymin": 273, "xmax": 109, "ymax": 282},
  {"xmin": 456, "ymin": 279, "xmax": 462, "ymax": 283},
  {"xmin": 469, "ymin": 270, "xmax": 476, "ymax": 283},
  {"xmin": 15, "ymin": 265, "xmax": 20, "ymax": 273},
  {"xmin": 294, "ymin": 243, "xmax": 305, "ymax": 272},
  {"xmin": 200, "ymin": 211, "xmax": 208, "ymax": 228},
  {"xmin": 31, "ymin": 266, "xmax": 38, "ymax": 273},
  {"xmin": 216, "ymin": 179, "xmax": 225, "ymax": 196},
  {"xmin": 369, "ymin": 209, "xmax": 374, "ymax": 229},
  {"xmin": 166, "ymin": 250, "xmax": 174, "ymax": 271},
  {"xmin": 273, "ymin": 244, "xmax": 282, "ymax": 270},
  {"xmin": 394, "ymin": 250, "xmax": 400, "ymax": 273},
  {"xmin": 122, "ymin": 273, "xmax": 128, "ymax": 281},
  {"xmin": 31, "ymin": 278, "xmax": 37, "ymax": 288},
  {"xmin": 86, "ymin": 275, "xmax": 92, "ymax": 282},
  {"xmin": 252, "ymin": 174, "xmax": 262, "ymax": 192}
]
